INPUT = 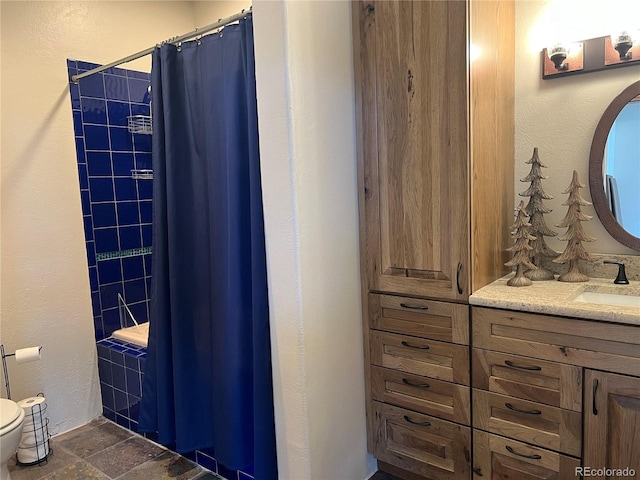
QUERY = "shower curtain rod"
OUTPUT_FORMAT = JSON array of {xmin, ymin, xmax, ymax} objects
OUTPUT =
[{"xmin": 71, "ymin": 7, "xmax": 252, "ymax": 83}]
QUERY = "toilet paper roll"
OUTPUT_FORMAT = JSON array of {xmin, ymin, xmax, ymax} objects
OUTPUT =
[
  {"xmin": 17, "ymin": 440, "xmax": 50, "ymax": 465},
  {"xmin": 14, "ymin": 346, "xmax": 41, "ymax": 364},
  {"xmin": 18, "ymin": 396, "xmax": 46, "ymax": 414}
]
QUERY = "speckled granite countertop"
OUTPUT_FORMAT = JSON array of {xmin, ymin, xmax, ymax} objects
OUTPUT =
[{"xmin": 470, "ymin": 275, "xmax": 640, "ymax": 326}]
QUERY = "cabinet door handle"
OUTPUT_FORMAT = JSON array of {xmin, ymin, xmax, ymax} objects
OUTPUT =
[
  {"xmin": 505, "ymin": 403, "xmax": 542, "ymax": 415},
  {"xmin": 401, "ymin": 341, "xmax": 430, "ymax": 350},
  {"xmin": 472, "ymin": 467, "xmax": 484, "ymax": 477},
  {"xmin": 504, "ymin": 360, "xmax": 542, "ymax": 371},
  {"xmin": 505, "ymin": 445, "xmax": 542, "ymax": 460},
  {"xmin": 399, "ymin": 303, "xmax": 429, "ymax": 310},
  {"xmin": 404, "ymin": 415, "xmax": 431, "ymax": 427},
  {"xmin": 456, "ymin": 262, "xmax": 463, "ymax": 294},
  {"xmin": 592, "ymin": 378, "xmax": 599, "ymax": 415},
  {"xmin": 402, "ymin": 378, "xmax": 430, "ymax": 389}
]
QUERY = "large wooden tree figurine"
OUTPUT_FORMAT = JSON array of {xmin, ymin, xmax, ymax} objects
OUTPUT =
[
  {"xmin": 553, "ymin": 170, "xmax": 596, "ymax": 282},
  {"xmin": 520, "ymin": 147, "xmax": 558, "ymax": 280},
  {"xmin": 505, "ymin": 200, "xmax": 537, "ymax": 287}
]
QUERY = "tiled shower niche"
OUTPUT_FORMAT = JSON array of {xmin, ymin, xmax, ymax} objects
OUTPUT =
[{"xmin": 67, "ymin": 59, "xmax": 153, "ymax": 341}]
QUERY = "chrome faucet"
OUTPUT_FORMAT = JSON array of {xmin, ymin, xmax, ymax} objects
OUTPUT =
[{"xmin": 603, "ymin": 260, "xmax": 629, "ymax": 285}]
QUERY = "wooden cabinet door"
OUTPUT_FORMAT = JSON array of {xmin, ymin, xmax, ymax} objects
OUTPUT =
[
  {"xmin": 354, "ymin": 0, "xmax": 469, "ymax": 301},
  {"xmin": 472, "ymin": 348, "xmax": 583, "ymax": 411},
  {"xmin": 373, "ymin": 402, "xmax": 471, "ymax": 479},
  {"xmin": 584, "ymin": 370, "xmax": 640, "ymax": 479},
  {"xmin": 472, "ymin": 389, "xmax": 581, "ymax": 457},
  {"xmin": 473, "ymin": 430, "xmax": 580, "ymax": 479},
  {"xmin": 370, "ymin": 330, "xmax": 470, "ymax": 385}
]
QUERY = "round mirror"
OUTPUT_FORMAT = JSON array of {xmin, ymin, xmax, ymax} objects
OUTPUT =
[{"xmin": 588, "ymin": 80, "xmax": 640, "ymax": 251}]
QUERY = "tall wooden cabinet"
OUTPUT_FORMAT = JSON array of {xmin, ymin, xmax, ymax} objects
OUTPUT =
[{"xmin": 352, "ymin": 0, "xmax": 514, "ymax": 478}]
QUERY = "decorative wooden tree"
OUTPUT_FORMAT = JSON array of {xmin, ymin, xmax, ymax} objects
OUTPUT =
[
  {"xmin": 519, "ymin": 147, "xmax": 558, "ymax": 281},
  {"xmin": 505, "ymin": 200, "xmax": 537, "ymax": 287},
  {"xmin": 553, "ymin": 170, "xmax": 596, "ymax": 282}
]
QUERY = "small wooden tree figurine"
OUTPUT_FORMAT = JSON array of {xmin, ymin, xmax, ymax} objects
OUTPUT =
[
  {"xmin": 553, "ymin": 170, "xmax": 596, "ymax": 282},
  {"xmin": 519, "ymin": 147, "xmax": 558, "ymax": 280},
  {"xmin": 505, "ymin": 200, "xmax": 537, "ymax": 287}
]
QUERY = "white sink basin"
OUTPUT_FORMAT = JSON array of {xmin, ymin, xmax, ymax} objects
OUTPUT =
[{"xmin": 574, "ymin": 291, "xmax": 640, "ymax": 308}]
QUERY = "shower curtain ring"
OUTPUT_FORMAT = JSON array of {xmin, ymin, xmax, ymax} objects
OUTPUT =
[{"xmin": 177, "ymin": 42, "xmax": 182, "ymax": 52}]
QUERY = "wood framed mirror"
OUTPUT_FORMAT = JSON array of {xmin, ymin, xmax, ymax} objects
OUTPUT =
[{"xmin": 588, "ymin": 80, "xmax": 640, "ymax": 251}]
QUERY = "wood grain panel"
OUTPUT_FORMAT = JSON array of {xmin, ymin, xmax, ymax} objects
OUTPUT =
[
  {"xmin": 469, "ymin": 0, "xmax": 515, "ymax": 293},
  {"xmin": 472, "ymin": 306, "xmax": 640, "ymax": 376},
  {"xmin": 369, "ymin": 294, "xmax": 469, "ymax": 345},
  {"xmin": 371, "ymin": 366, "xmax": 470, "ymax": 425},
  {"xmin": 371, "ymin": 330, "xmax": 470, "ymax": 385},
  {"xmin": 352, "ymin": 0, "xmax": 378, "ymax": 454},
  {"xmin": 473, "ymin": 389, "xmax": 581, "ymax": 457},
  {"xmin": 584, "ymin": 370, "xmax": 640, "ymax": 478},
  {"xmin": 355, "ymin": 0, "xmax": 469, "ymax": 301},
  {"xmin": 472, "ymin": 430, "xmax": 581, "ymax": 479},
  {"xmin": 373, "ymin": 402, "xmax": 471, "ymax": 479},
  {"xmin": 472, "ymin": 348, "xmax": 582, "ymax": 411}
]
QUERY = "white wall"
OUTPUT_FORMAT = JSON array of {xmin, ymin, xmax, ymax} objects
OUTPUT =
[
  {"xmin": 0, "ymin": 1, "xmax": 195, "ymax": 436},
  {"xmin": 253, "ymin": 1, "xmax": 374, "ymax": 479},
  {"xmin": 515, "ymin": 0, "xmax": 640, "ymax": 256},
  {"xmin": 192, "ymin": 0, "xmax": 251, "ymax": 24}
]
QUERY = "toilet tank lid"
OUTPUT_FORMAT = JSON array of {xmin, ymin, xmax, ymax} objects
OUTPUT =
[{"xmin": 0, "ymin": 398, "xmax": 22, "ymax": 428}]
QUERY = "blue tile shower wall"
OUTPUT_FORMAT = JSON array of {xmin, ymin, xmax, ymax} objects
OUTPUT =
[
  {"xmin": 68, "ymin": 59, "xmax": 153, "ymax": 341},
  {"xmin": 70, "ymin": 59, "xmax": 255, "ymax": 480},
  {"xmin": 96, "ymin": 339, "xmax": 255, "ymax": 480},
  {"xmin": 96, "ymin": 338, "xmax": 146, "ymax": 432}
]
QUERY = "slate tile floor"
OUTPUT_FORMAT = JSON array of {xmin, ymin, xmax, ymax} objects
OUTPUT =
[
  {"xmin": 8, "ymin": 418, "xmax": 220, "ymax": 480},
  {"xmin": 368, "ymin": 472, "xmax": 403, "ymax": 480}
]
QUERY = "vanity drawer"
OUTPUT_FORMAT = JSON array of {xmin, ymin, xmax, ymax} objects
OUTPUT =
[
  {"xmin": 472, "ymin": 348, "xmax": 582, "ymax": 411},
  {"xmin": 472, "ymin": 306, "xmax": 640, "ymax": 376},
  {"xmin": 371, "ymin": 366, "xmax": 470, "ymax": 425},
  {"xmin": 472, "ymin": 389, "xmax": 581, "ymax": 457},
  {"xmin": 372, "ymin": 402, "xmax": 471, "ymax": 480},
  {"xmin": 371, "ymin": 331, "xmax": 470, "ymax": 385},
  {"xmin": 370, "ymin": 293, "xmax": 469, "ymax": 345},
  {"xmin": 473, "ymin": 430, "xmax": 581, "ymax": 479}
]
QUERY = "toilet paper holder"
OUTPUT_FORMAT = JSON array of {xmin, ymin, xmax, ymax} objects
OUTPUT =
[{"xmin": 0, "ymin": 344, "xmax": 42, "ymax": 400}]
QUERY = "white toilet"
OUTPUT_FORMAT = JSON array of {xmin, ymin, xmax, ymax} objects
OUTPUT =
[{"xmin": 0, "ymin": 398, "xmax": 25, "ymax": 480}]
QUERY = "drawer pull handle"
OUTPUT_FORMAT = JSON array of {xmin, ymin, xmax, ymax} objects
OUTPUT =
[
  {"xmin": 402, "ymin": 378, "xmax": 430, "ymax": 389},
  {"xmin": 504, "ymin": 360, "xmax": 542, "ymax": 371},
  {"xmin": 399, "ymin": 302, "xmax": 429, "ymax": 310},
  {"xmin": 592, "ymin": 379, "xmax": 599, "ymax": 416},
  {"xmin": 505, "ymin": 445, "xmax": 542, "ymax": 460},
  {"xmin": 404, "ymin": 415, "xmax": 431, "ymax": 427},
  {"xmin": 505, "ymin": 403, "xmax": 542, "ymax": 415},
  {"xmin": 401, "ymin": 341, "xmax": 430, "ymax": 350}
]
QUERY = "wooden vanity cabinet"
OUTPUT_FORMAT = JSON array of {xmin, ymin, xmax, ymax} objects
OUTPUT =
[
  {"xmin": 471, "ymin": 306, "xmax": 640, "ymax": 479},
  {"xmin": 353, "ymin": 0, "xmax": 514, "ymax": 476}
]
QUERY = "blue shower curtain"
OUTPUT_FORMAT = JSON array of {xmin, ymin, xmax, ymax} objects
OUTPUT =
[{"xmin": 138, "ymin": 15, "xmax": 277, "ymax": 479}]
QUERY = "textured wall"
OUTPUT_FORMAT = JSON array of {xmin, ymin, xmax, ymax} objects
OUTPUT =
[
  {"xmin": 0, "ymin": 1, "xmax": 195, "ymax": 436},
  {"xmin": 515, "ymin": 0, "xmax": 640, "ymax": 256},
  {"xmin": 192, "ymin": 0, "xmax": 251, "ymax": 24},
  {"xmin": 253, "ymin": 1, "xmax": 375, "ymax": 479}
]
